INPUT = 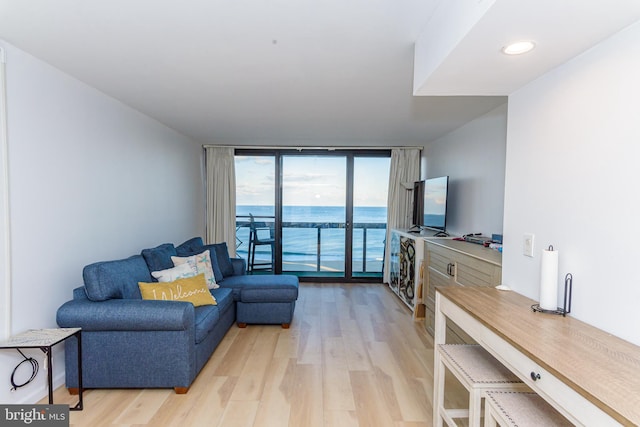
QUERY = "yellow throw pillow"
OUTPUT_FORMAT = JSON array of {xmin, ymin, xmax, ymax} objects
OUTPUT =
[{"xmin": 139, "ymin": 273, "xmax": 217, "ymax": 307}]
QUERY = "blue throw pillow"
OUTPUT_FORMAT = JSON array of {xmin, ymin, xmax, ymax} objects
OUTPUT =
[
  {"xmin": 141, "ymin": 243, "xmax": 177, "ymax": 276},
  {"xmin": 211, "ymin": 242, "xmax": 234, "ymax": 278},
  {"xmin": 176, "ymin": 237, "xmax": 204, "ymax": 256}
]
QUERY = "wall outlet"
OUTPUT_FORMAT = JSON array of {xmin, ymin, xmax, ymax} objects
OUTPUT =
[{"xmin": 523, "ymin": 233, "xmax": 534, "ymax": 257}]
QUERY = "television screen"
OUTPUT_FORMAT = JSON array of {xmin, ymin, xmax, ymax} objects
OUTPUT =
[{"xmin": 423, "ymin": 176, "xmax": 449, "ymax": 231}]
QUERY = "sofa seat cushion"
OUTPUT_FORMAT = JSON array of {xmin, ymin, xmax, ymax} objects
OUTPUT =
[
  {"xmin": 192, "ymin": 287, "xmax": 234, "ymax": 344},
  {"xmin": 210, "ymin": 287, "xmax": 234, "ymax": 314},
  {"xmin": 193, "ymin": 304, "xmax": 220, "ymax": 344},
  {"xmin": 83, "ymin": 255, "xmax": 151, "ymax": 302},
  {"xmin": 220, "ymin": 275, "xmax": 298, "ymax": 303}
]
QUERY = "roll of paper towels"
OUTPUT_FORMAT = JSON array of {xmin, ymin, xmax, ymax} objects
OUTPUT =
[{"xmin": 539, "ymin": 247, "xmax": 559, "ymax": 310}]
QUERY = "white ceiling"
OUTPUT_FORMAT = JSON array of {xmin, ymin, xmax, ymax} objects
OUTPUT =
[
  {"xmin": 414, "ymin": 0, "xmax": 640, "ymax": 96},
  {"xmin": 0, "ymin": 1, "xmax": 638, "ymax": 146}
]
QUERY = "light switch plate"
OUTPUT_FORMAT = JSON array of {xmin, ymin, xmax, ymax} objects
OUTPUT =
[{"xmin": 523, "ymin": 233, "xmax": 534, "ymax": 257}]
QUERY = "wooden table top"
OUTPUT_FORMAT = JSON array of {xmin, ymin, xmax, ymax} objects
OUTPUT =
[{"xmin": 437, "ymin": 286, "xmax": 640, "ymax": 426}]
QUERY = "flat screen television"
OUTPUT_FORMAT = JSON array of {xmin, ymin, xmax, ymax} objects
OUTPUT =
[
  {"xmin": 411, "ymin": 180, "xmax": 424, "ymax": 227},
  {"xmin": 423, "ymin": 176, "xmax": 449, "ymax": 231}
]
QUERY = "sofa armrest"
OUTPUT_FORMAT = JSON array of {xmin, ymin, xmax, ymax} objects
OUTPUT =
[
  {"xmin": 57, "ymin": 298, "xmax": 194, "ymax": 332},
  {"xmin": 231, "ymin": 258, "xmax": 246, "ymax": 276}
]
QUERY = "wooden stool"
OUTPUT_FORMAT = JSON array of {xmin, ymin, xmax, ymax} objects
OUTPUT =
[
  {"xmin": 435, "ymin": 344, "xmax": 528, "ymax": 427},
  {"xmin": 484, "ymin": 391, "xmax": 573, "ymax": 426}
]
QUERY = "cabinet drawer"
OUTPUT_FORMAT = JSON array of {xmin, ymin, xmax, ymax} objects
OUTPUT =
[
  {"xmin": 455, "ymin": 258, "xmax": 500, "ymax": 287},
  {"xmin": 427, "ymin": 247, "xmax": 451, "ymax": 276}
]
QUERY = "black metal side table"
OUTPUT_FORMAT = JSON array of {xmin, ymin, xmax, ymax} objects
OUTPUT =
[{"xmin": 0, "ymin": 328, "xmax": 83, "ymax": 410}]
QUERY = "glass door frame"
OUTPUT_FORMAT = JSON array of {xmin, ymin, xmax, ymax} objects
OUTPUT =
[{"xmin": 235, "ymin": 148, "xmax": 390, "ymax": 282}]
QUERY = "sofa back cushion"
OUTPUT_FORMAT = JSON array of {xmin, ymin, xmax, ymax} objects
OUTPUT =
[{"xmin": 83, "ymin": 255, "xmax": 152, "ymax": 301}]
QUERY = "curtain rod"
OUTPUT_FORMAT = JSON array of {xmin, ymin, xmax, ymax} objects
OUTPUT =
[{"xmin": 202, "ymin": 144, "xmax": 423, "ymax": 150}]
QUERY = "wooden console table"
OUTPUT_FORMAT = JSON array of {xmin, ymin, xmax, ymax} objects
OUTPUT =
[{"xmin": 434, "ymin": 287, "xmax": 640, "ymax": 426}]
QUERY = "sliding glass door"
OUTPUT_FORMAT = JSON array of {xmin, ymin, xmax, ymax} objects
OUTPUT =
[
  {"xmin": 281, "ymin": 155, "xmax": 347, "ymax": 276},
  {"xmin": 235, "ymin": 154, "xmax": 275, "ymax": 272},
  {"xmin": 352, "ymin": 157, "xmax": 390, "ymax": 277},
  {"xmin": 235, "ymin": 150, "xmax": 389, "ymax": 281}
]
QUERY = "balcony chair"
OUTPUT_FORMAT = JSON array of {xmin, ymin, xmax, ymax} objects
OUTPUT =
[{"xmin": 247, "ymin": 213, "xmax": 275, "ymax": 273}]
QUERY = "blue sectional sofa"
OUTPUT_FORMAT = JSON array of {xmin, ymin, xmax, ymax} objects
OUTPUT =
[{"xmin": 56, "ymin": 237, "xmax": 298, "ymax": 394}]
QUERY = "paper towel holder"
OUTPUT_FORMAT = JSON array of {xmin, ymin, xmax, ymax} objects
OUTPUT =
[{"xmin": 531, "ymin": 273, "xmax": 573, "ymax": 317}]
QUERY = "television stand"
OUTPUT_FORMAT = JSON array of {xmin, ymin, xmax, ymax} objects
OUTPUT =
[
  {"xmin": 387, "ymin": 229, "xmax": 453, "ymax": 322},
  {"xmin": 413, "ymin": 227, "xmax": 449, "ymax": 238}
]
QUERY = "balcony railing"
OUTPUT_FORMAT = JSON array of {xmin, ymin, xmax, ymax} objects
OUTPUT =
[{"xmin": 235, "ymin": 215, "xmax": 386, "ymax": 274}]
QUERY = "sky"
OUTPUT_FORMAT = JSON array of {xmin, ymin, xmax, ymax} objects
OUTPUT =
[{"xmin": 235, "ymin": 155, "xmax": 390, "ymax": 207}]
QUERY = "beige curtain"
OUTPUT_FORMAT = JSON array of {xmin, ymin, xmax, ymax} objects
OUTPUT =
[
  {"xmin": 383, "ymin": 148, "xmax": 421, "ymax": 283},
  {"xmin": 205, "ymin": 147, "xmax": 237, "ymax": 256}
]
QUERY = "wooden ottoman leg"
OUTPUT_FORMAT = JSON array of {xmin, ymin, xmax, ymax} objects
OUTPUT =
[
  {"xmin": 281, "ymin": 323, "xmax": 290, "ymax": 329},
  {"xmin": 174, "ymin": 387, "xmax": 189, "ymax": 394},
  {"xmin": 237, "ymin": 322, "xmax": 247, "ymax": 328}
]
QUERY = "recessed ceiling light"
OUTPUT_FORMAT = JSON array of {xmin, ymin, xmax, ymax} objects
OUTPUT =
[{"xmin": 501, "ymin": 41, "xmax": 536, "ymax": 55}]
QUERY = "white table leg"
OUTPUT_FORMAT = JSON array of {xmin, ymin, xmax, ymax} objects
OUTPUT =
[{"xmin": 433, "ymin": 291, "xmax": 447, "ymax": 427}]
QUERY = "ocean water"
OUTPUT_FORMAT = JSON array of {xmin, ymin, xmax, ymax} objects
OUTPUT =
[{"xmin": 236, "ymin": 205, "xmax": 387, "ymax": 267}]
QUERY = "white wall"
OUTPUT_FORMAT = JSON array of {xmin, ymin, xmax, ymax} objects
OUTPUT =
[
  {"xmin": 502, "ymin": 21, "xmax": 640, "ymax": 345},
  {"xmin": 1, "ymin": 48, "xmax": 10, "ymax": 341},
  {"xmin": 424, "ymin": 103, "xmax": 507, "ymax": 238},
  {"xmin": 0, "ymin": 41, "xmax": 204, "ymax": 404}
]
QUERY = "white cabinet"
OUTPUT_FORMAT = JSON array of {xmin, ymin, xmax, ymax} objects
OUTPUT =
[{"xmin": 388, "ymin": 229, "xmax": 425, "ymax": 320}]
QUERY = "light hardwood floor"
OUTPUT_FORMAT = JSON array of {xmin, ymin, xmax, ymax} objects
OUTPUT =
[{"xmin": 46, "ymin": 283, "xmax": 466, "ymax": 427}]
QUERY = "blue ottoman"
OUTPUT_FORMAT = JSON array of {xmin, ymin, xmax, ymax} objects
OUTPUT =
[{"xmin": 220, "ymin": 275, "xmax": 299, "ymax": 328}]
